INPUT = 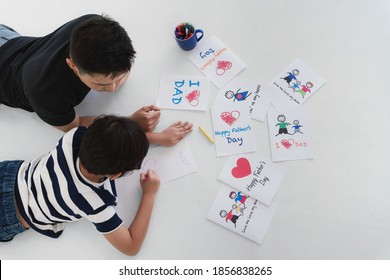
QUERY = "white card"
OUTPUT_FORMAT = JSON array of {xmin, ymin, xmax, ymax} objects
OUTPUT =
[
  {"xmin": 270, "ymin": 58, "xmax": 326, "ymax": 107},
  {"xmin": 267, "ymin": 105, "xmax": 313, "ymax": 161},
  {"xmin": 207, "ymin": 185, "xmax": 278, "ymax": 244},
  {"xmin": 214, "ymin": 77, "xmax": 276, "ymax": 122},
  {"xmin": 157, "ymin": 74, "xmax": 210, "ymax": 111},
  {"xmin": 188, "ymin": 35, "xmax": 246, "ymax": 88},
  {"xmin": 140, "ymin": 139, "xmax": 197, "ymax": 183},
  {"xmin": 250, "ymin": 85, "xmax": 277, "ymax": 122},
  {"xmin": 218, "ymin": 152, "xmax": 287, "ymax": 205},
  {"xmin": 211, "ymin": 102, "xmax": 256, "ymax": 157}
]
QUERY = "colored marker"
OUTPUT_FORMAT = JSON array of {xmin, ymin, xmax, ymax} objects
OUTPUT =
[
  {"xmin": 199, "ymin": 126, "xmax": 214, "ymax": 144},
  {"xmin": 143, "ymin": 174, "xmax": 148, "ymax": 182}
]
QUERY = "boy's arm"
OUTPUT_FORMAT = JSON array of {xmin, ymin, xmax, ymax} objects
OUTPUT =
[{"xmin": 103, "ymin": 170, "xmax": 160, "ymax": 256}]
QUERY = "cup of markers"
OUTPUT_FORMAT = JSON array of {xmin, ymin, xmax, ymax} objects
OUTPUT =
[{"xmin": 174, "ymin": 22, "xmax": 204, "ymax": 51}]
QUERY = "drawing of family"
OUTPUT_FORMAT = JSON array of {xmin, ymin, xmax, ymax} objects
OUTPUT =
[{"xmin": 281, "ymin": 68, "xmax": 314, "ymax": 98}]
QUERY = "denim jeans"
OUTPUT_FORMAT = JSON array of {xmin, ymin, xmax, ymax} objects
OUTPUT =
[
  {"xmin": 0, "ymin": 160, "xmax": 26, "ymax": 242},
  {"xmin": 0, "ymin": 24, "xmax": 21, "ymax": 48}
]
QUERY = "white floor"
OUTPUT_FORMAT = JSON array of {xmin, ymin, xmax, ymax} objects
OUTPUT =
[{"xmin": 1, "ymin": 0, "xmax": 390, "ymax": 260}]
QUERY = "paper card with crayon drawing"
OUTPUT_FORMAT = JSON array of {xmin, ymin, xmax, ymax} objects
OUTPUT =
[
  {"xmin": 267, "ymin": 105, "xmax": 313, "ymax": 161},
  {"xmin": 211, "ymin": 102, "xmax": 256, "ymax": 157},
  {"xmin": 157, "ymin": 74, "xmax": 210, "ymax": 111},
  {"xmin": 214, "ymin": 77, "xmax": 276, "ymax": 122},
  {"xmin": 188, "ymin": 35, "xmax": 246, "ymax": 88},
  {"xmin": 140, "ymin": 139, "xmax": 197, "ymax": 184},
  {"xmin": 270, "ymin": 58, "xmax": 325, "ymax": 107},
  {"xmin": 207, "ymin": 184, "xmax": 278, "ymax": 244},
  {"xmin": 217, "ymin": 152, "xmax": 287, "ymax": 205}
]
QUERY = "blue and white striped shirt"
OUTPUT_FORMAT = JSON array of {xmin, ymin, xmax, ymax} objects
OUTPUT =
[{"xmin": 15, "ymin": 127, "xmax": 123, "ymax": 238}]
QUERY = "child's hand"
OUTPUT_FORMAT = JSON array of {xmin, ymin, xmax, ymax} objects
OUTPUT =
[
  {"xmin": 140, "ymin": 169, "xmax": 160, "ymax": 196},
  {"xmin": 158, "ymin": 121, "xmax": 193, "ymax": 146}
]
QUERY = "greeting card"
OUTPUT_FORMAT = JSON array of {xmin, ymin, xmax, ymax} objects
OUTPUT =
[
  {"xmin": 218, "ymin": 152, "xmax": 287, "ymax": 205},
  {"xmin": 214, "ymin": 77, "xmax": 276, "ymax": 122},
  {"xmin": 157, "ymin": 74, "xmax": 210, "ymax": 111},
  {"xmin": 207, "ymin": 184, "xmax": 278, "ymax": 244},
  {"xmin": 140, "ymin": 139, "xmax": 197, "ymax": 183},
  {"xmin": 211, "ymin": 102, "xmax": 256, "ymax": 157},
  {"xmin": 270, "ymin": 58, "xmax": 326, "ymax": 107},
  {"xmin": 188, "ymin": 35, "xmax": 246, "ymax": 88},
  {"xmin": 267, "ymin": 105, "xmax": 313, "ymax": 161}
]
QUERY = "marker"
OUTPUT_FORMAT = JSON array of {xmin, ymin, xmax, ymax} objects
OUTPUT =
[
  {"xmin": 199, "ymin": 126, "xmax": 214, "ymax": 144},
  {"xmin": 143, "ymin": 174, "xmax": 148, "ymax": 182}
]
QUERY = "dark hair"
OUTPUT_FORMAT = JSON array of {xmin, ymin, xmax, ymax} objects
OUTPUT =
[
  {"xmin": 70, "ymin": 15, "xmax": 136, "ymax": 78},
  {"xmin": 79, "ymin": 115, "xmax": 149, "ymax": 175}
]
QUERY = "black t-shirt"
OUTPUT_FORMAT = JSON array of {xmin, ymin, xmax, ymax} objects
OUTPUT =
[{"xmin": 0, "ymin": 15, "xmax": 95, "ymax": 126}]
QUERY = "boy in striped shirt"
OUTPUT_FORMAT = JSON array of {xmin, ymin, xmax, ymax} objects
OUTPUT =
[{"xmin": 0, "ymin": 115, "xmax": 189, "ymax": 255}]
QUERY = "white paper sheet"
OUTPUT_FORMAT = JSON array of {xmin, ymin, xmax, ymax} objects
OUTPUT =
[
  {"xmin": 188, "ymin": 35, "xmax": 246, "ymax": 88},
  {"xmin": 207, "ymin": 184, "xmax": 278, "ymax": 244}
]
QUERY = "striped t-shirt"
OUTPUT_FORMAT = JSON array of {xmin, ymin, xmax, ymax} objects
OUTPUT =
[{"xmin": 14, "ymin": 127, "xmax": 123, "ymax": 238}]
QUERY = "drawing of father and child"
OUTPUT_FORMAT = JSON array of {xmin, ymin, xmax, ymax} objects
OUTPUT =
[
  {"xmin": 275, "ymin": 114, "xmax": 303, "ymax": 137},
  {"xmin": 281, "ymin": 69, "xmax": 313, "ymax": 98},
  {"xmin": 220, "ymin": 191, "xmax": 250, "ymax": 228}
]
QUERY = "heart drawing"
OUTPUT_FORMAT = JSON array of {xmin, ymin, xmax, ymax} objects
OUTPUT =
[
  {"xmin": 141, "ymin": 158, "xmax": 157, "ymax": 172},
  {"xmin": 220, "ymin": 110, "xmax": 240, "ymax": 126},
  {"xmin": 185, "ymin": 90, "xmax": 200, "ymax": 107},
  {"xmin": 231, "ymin": 158, "xmax": 251, "ymax": 178},
  {"xmin": 216, "ymin": 60, "xmax": 233, "ymax": 76},
  {"xmin": 281, "ymin": 139, "xmax": 294, "ymax": 149}
]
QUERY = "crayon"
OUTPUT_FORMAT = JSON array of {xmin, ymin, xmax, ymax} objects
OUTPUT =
[
  {"xmin": 199, "ymin": 126, "xmax": 214, "ymax": 144},
  {"xmin": 143, "ymin": 174, "xmax": 148, "ymax": 182}
]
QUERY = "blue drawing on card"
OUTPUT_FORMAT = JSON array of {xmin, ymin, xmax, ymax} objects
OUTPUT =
[
  {"xmin": 281, "ymin": 69, "xmax": 299, "ymax": 85},
  {"xmin": 172, "ymin": 79, "xmax": 201, "ymax": 106},
  {"xmin": 224, "ymin": 88, "xmax": 252, "ymax": 102},
  {"xmin": 275, "ymin": 114, "xmax": 304, "ymax": 137},
  {"xmin": 219, "ymin": 191, "xmax": 250, "ymax": 228},
  {"xmin": 292, "ymin": 120, "xmax": 304, "ymax": 134},
  {"xmin": 281, "ymin": 68, "xmax": 314, "ymax": 99},
  {"xmin": 229, "ymin": 191, "xmax": 249, "ymax": 207}
]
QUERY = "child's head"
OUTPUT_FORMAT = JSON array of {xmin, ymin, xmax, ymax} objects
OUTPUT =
[
  {"xmin": 219, "ymin": 210, "xmax": 228, "ymax": 218},
  {"xmin": 70, "ymin": 15, "xmax": 136, "ymax": 78},
  {"xmin": 229, "ymin": 191, "xmax": 237, "ymax": 199},
  {"xmin": 79, "ymin": 115, "xmax": 149, "ymax": 176}
]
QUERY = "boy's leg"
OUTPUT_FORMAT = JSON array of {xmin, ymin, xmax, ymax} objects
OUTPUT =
[
  {"xmin": 0, "ymin": 24, "xmax": 21, "ymax": 47},
  {"xmin": 0, "ymin": 160, "xmax": 26, "ymax": 242}
]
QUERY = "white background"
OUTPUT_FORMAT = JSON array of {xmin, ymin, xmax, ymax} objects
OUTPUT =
[{"xmin": 1, "ymin": 0, "xmax": 389, "ymax": 260}]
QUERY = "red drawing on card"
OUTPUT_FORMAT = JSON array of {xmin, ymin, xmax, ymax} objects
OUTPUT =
[
  {"xmin": 231, "ymin": 158, "xmax": 251, "ymax": 178},
  {"xmin": 216, "ymin": 60, "xmax": 232, "ymax": 76},
  {"xmin": 141, "ymin": 159, "xmax": 157, "ymax": 172},
  {"xmin": 220, "ymin": 110, "xmax": 240, "ymax": 126},
  {"xmin": 281, "ymin": 139, "xmax": 294, "ymax": 149},
  {"xmin": 185, "ymin": 90, "xmax": 200, "ymax": 107}
]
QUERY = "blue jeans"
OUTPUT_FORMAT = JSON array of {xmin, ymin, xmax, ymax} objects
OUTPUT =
[
  {"xmin": 0, "ymin": 24, "xmax": 21, "ymax": 48},
  {"xmin": 0, "ymin": 160, "xmax": 27, "ymax": 242}
]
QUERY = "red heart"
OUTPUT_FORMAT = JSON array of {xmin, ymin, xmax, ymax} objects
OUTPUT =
[{"xmin": 231, "ymin": 158, "xmax": 251, "ymax": 178}]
